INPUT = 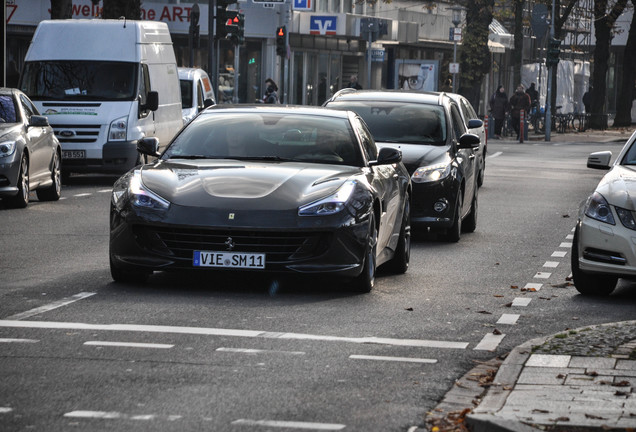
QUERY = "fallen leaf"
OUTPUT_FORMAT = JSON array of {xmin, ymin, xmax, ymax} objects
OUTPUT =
[
  {"xmin": 585, "ymin": 414, "xmax": 607, "ymax": 420},
  {"xmin": 493, "ymin": 329, "xmax": 502, "ymax": 335},
  {"xmin": 405, "ymin": 307, "xmax": 413, "ymax": 311},
  {"xmin": 556, "ymin": 374, "xmax": 566, "ymax": 379},
  {"xmin": 565, "ymin": 275, "xmax": 573, "ymax": 281},
  {"xmin": 614, "ymin": 380, "xmax": 631, "ymax": 387},
  {"xmin": 477, "ymin": 310, "xmax": 492, "ymax": 314},
  {"xmin": 533, "ymin": 409, "xmax": 550, "ymax": 413},
  {"xmin": 539, "ymin": 296, "xmax": 551, "ymax": 300},
  {"xmin": 585, "ymin": 371, "xmax": 598, "ymax": 377},
  {"xmin": 494, "ymin": 294, "xmax": 504, "ymax": 298},
  {"xmin": 505, "ymin": 302, "xmax": 513, "ymax": 307},
  {"xmin": 615, "ymin": 391, "xmax": 629, "ymax": 397},
  {"xmin": 510, "ymin": 285, "xmax": 519, "ymax": 289},
  {"xmin": 562, "ymin": 214, "xmax": 570, "ymax": 218},
  {"xmin": 550, "ymin": 416, "xmax": 570, "ymax": 422}
]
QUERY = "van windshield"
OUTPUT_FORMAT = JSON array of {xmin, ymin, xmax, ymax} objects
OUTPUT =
[{"xmin": 21, "ymin": 61, "xmax": 137, "ymax": 101}]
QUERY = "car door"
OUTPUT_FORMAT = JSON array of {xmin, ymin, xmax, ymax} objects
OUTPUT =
[
  {"xmin": 450, "ymin": 103, "xmax": 476, "ymax": 217},
  {"xmin": 20, "ymin": 95, "xmax": 50, "ymax": 185}
]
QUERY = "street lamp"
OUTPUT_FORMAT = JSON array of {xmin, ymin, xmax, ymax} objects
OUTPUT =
[{"xmin": 449, "ymin": 5, "xmax": 463, "ymax": 93}]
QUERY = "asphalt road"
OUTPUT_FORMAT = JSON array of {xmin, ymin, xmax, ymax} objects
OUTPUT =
[{"xmin": 1, "ymin": 139, "xmax": 635, "ymax": 432}]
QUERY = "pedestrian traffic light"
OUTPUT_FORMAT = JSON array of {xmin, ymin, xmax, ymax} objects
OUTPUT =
[
  {"xmin": 231, "ymin": 12, "xmax": 245, "ymax": 45},
  {"xmin": 276, "ymin": 26, "xmax": 287, "ymax": 57},
  {"xmin": 215, "ymin": 0, "xmax": 238, "ymax": 40},
  {"xmin": 546, "ymin": 38, "xmax": 561, "ymax": 67}
]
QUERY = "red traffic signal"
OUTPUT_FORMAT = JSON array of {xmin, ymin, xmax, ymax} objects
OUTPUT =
[{"xmin": 276, "ymin": 26, "xmax": 287, "ymax": 57}]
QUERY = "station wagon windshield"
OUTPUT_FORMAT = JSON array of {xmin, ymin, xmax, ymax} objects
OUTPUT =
[{"xmin": 20, "ymin": 61, "xmax": 138, "ymax": 101}]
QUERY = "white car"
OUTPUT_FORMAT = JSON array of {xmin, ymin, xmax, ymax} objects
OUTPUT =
[
  {"xmin": 178, "ymin": 67, "xmax": 216, "ymax": 124},
  {"xmin": 446, "ymin": 93, "xmax": 487, "ymax": 186},
  {"xmin": 572, "ymin": 129, "xmax": 636, "ymax": 295}
]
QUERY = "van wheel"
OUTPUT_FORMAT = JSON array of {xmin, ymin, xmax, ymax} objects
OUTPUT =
[
  {"xmin": 7, "ymin": 155, "xmax": 29, "ymax": 208},
  {"xmin": 571, "ymin": 227, "xmax": 617, "ymax": 295},
  {"xmin": 37, "ymin": 151, "xmax": 62, "ymax": 201}
]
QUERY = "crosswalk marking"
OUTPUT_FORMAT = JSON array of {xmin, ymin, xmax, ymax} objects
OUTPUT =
[
  {"xmin": 474, "ymin": 333, "xmax": 505, "ymax": 351},
  {"xmin": 5, "ymin": 292, "xmax": 96, "ymax": 321}
]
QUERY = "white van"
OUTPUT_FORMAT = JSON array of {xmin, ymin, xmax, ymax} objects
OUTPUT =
[
  {"xmin": 20, "ymin": 19, "xmax": 183, "ymax": 177},
  {"xmin": 178, "ymin": 67, "xmax": 216, "ymax": 124}
]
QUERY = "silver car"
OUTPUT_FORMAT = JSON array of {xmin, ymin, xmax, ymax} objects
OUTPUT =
[
  {"xmin": 0, "ymin": 88, "xmax": 61, "ymax": 208},
  {"xmin": 572, "ymin": 129, "xmax": 636, "ymax": 295}
]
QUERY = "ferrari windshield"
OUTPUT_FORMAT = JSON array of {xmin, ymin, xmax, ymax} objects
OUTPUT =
[
  {"xmin": 21, "ymin": 61, "xmax": 137, "ymax": 101},
  {"xmin": 326, "ymin": 101, "xmax": 447, "ymax": 145},
  {"xmin": 164, "ymin": 112, "xmax": 364, "ymax": 166}
]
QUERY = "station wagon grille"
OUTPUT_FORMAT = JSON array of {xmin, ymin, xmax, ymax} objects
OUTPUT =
[{"xmin": 134, "ymin": 226, "xmax": 331, "ymax": 263}]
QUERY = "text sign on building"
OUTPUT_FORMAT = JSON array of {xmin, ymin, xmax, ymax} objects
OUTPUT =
[
  {"xmin": 293, "ymin": 0, "xmax": 313, "ymax": 11},
  {"xmin": 310, "ymin": 16, "xmax": 337, "ymax": 35},
  {"xmin": 371, "ymin": 49, "xmax": 385, "ymax": 62}
]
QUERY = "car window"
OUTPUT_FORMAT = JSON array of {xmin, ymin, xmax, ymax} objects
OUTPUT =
[
  {"xmin": 326, "ymin": 100, "xmax": 446, "ymax": 145},
  {"xmin": 450, "ymin": 104, "xmax": 466, "ymax": 141},
  {"xmin": 180, "ymin": 79, "xmax": 194, "ymax": 109},
  {"xmin": 20, "ymin": 95, "xmax": 36, "ymax": 123},
  {"xmin": 197, "ymin": 80, "xmax": 205, "ymax": 109},
  {"xmin": 0, "ymin": 95, "xmax": 18, "ymax": 123},
  {"xmin": 164, "ymin": 112, "xmax": 364, "ymax": 166},
  {"xmin": 351, "ymin": 116, "xmax": 377, "ymax": 161},
  {"xmin": 621, "ymin": 141, "xmax": 636, "ymax": 165}
]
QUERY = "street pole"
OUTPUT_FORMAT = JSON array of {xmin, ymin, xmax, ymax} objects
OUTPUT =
[
  {"xmin": 452, "ymin": 31, "xmax": 457, "ymax": 93},
  {"xmin": 545, "ymin": 0, "xmax": 555, "ymax": 142},
  {"xmin": 450, "ymin": 5, "xmax": 462, "ymax": 93},
  {"xmin": 208, "ymin": 0, "xmax": 217, "ymax": 97}
]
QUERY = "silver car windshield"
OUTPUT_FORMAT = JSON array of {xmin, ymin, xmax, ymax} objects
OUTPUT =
[
  {"xmin": 164, "ymin": 112, "xmax": 364, "ymax": 166},
  {"xmin": 327, "ymin": 101, "xmax": 447, "ymax": 145}
]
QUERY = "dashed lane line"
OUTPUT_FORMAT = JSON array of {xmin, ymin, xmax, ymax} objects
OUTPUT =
[
  {"xmin": 231, "ymin": 419, "xmax": 346, "ymax": 430},
  {"xmin": 524, "ymin": 282, "xmax": 542, "ymax": 291},
  {"xmin": 0, "ymin": 320, "xmax": 469, "ymax": 349},
  {"xmin": 4, "ymin": 292, "xmax": 96, "ymax": 321},
  {"xmin": 473, "ymin": 333, "xmax": 505, "ymax": 351},
  {"xmin": 0, "ymin": 338, "xmax": 39, "ymax": 343},
  {"xmin": 511, "ymin": 298, "xmax": 532, "ymax": 307},
  {"xmin": 534, "ymin": 272, "xmax": 551, "ymax": 279},
  {"xmin": 497, "ymin": 314, "xmax": 520, "ymax": 325},
  {"xmin": 543, "ymin": 261, "xmax": 560, "ymax": 268},
  {"xmin": 551, "ymin": 251, "xmax": 567, "ymax": 258},
  {"xmin": 0, "ymin": 408, "xmax": 14, "ymax": 414},
  {"xmin": 216, "ymin": 347, "xmax": 306, "ymax": 355},
  {"xmin": 84, "ymin": 341, "xmax": 174, "ymax": 349},
  {"xmin": 64, "ymin": 411, "xmax": 182, "ymax": 421},
  {"xmin": 349, "ymin": 354, "xmax": 437, "ymax": 364}
]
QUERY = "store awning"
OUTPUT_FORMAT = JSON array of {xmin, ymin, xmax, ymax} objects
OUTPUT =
[
  {"xmin": 488, "ymin": 40, "xmax": 506, "ymax": 53},
  {"xmin": 489, "ymin": 19, "xmax": 514, "ymax": 49}
]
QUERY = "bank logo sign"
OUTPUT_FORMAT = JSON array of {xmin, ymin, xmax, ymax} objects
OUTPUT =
[
  {"xmin": 293, "ymin": 0, "xmax": 312, "ymax": 10},
  {"xmin": 310, "ymin": 16, "xmax": 337, "ymax": 35}
]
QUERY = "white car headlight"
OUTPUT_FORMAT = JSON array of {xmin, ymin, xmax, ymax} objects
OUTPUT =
[
  {"xmin": 0, "ymin": 141, "xmax": 16, "ymax": 158},
  {"xmin": 616, "ymin": 207, "xmax": 636, "ymax": 230},
  {"xmin": 299, "ymin": 180, "xmax": 357, "ymax": 216},
  {"xmin": 412, "ymin": 163, "xmax": 451, "ymax": 183},
  {"xmin": 112, "ymin": 170, "xmax": 170, "ymax": 210},
  {"xmin": 584, "ymin": 192, "xmax": 615, "ymax": 225},
  {"xmin": 109, "ymin": 116, "xmax": 128, "ymax": 141}
]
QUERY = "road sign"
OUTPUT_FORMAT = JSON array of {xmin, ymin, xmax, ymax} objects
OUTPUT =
[
  {"xmin": 449, "ymin": 63, "xmax": 459, "ymax": 73},
  {"xmin": 371, "ymin": 48, "xmax": 385, "ymax": 62}
]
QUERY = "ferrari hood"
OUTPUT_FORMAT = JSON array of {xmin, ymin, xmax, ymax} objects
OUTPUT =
[
  {"xmin": 139, "ymin": 159, "xmax": 356, "ymax": 210},
  {"xmin": 596, "ymin": 165, "xmax": 636, "ymax": 211}
]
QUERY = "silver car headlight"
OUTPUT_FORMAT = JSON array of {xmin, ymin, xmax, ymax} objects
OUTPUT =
[
  {"xmin": 112, "ymin": 170, "xmax": 170, "ymax": 211},
  {"xmin": 0, "ymin": 141, "xmax": 16, "ymax": 158},
  {"xmin": 412, "ymin": 162, "xmax": 451, "ymax": 183},
  {"xmin": 616, "ymin": 207, "xmax": 636, "ymax": 230},
  {"xmin": 584, "ymin": 192, "xmax": 615, "ymax": 225},
  {"xmin": 299, "ymin": 180, "xmax": 357, "ymax": 216}
]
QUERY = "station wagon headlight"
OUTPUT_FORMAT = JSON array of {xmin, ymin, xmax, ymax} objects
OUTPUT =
[
  {"xmin": 616, "ymin": 207, "xmax": 636, "ymax": 230},
  {"xmin": 299, "ymin": 180, "xmax": 357, "ymax": 216},
  {"xmin": 0, "ymin": 141, "xmax": 16, "ymax": 158},
  {"xmin": 412, "ymin": 162, "xmax": 451, "ymax": 183},
  {"xmin": 584, "ymin": 192, "xmax": 615, "ymax": 225},
  {"xmin": 112, "ymin": 170, "xmax": 170, "ymax": 211},
  {"xmin": 109, "ymin": 116, "xmax": 128, "ymax": 141}
]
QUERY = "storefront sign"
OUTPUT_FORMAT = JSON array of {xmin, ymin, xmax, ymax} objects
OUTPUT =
[
  {"xmin": 293, "ymin": 0, "xmax": 313, "ymax": 10},
  {"xmin": 371, "ymin": 49, "xmax": 385, "ymax": 62},
  {"xmin": 309, "ymin": 16, "xmax": 337, "ymax": 35}
]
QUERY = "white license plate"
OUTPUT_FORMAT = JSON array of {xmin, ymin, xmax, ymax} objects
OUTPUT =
[
  {"xmin": 62, "ymin": 150, "xmax": 86, "ymax": 159},
  {"xmin": 193, "ymin": 251, "xmax": 265, "ymax": 269}
]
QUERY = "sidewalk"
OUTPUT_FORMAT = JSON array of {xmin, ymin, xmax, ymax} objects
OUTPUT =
[
  {"xmin": 426, "ymin": 322, "xmax": 636, "ymax": 432},
  {"xmin": 492, "ymin": 126, "xmax": 632, "ymax": 144}
]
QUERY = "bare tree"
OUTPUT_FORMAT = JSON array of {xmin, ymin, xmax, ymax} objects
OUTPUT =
[
  {"xmin": 102, "ymin": 0, "xmax": 141, "ymax": 20},
  {"xmin": 613, "ymin": 0, "xmax": 635, "ymax": 127},
  {"xmin": 50, "ymin": 0, "xmax": 72, "ymax": 19}
]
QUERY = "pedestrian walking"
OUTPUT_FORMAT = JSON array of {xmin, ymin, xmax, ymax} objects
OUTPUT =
[
  {"xmin": 582, "ymin": 86, "xmax": 592, "ymax": 113},
  {"xmin": 526, "ymin": 82, "xmax": 539, "ymax": 110},
  {"xmin": 509, "ymin": 84, "xmax": 531, "ymax": 140},
  {"xmin": 346, "ymin": 74, "xmax": 362, "ymax": 90},
  {"xmin": 262, "ymin": 78, "xmax": 279, "ymax": 104},
  {"xmin": 489, "ymin": 85, "xmax": 509, "ymax": 139}
]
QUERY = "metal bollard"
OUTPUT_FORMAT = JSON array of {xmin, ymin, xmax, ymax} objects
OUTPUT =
[{"xmin": 519, "ymin": 110, "xmax": 524, "ymax": 143}]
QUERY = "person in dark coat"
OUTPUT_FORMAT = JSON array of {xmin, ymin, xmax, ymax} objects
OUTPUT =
[
  {"xmin": 489, "ymin": 85, "xmax": 509, "ymax": 139},
  {"xmin": 509, "ymin": 84, "xmax": 531, "ymax": 140},
  {"xmin": 262, "ymin": 78, "xmax": 279, "ymax": 104},
  {"xmin": 526, "ymin": 82, "xmax": 539, "ymax": 110},
  {"xmin": 582, "ymin": 87, "xmax": 592, "ymax": 113},
  {"xmin": 346, "ymin": 74, "xmax": 362, "ymax": 90}
]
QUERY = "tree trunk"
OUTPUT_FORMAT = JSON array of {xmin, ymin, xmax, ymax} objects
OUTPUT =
[
  {"xmin": 590, "ymin": 0, "xmax": 628, "ymax": 129},
  {"xmin": 50, "ymin": 0, "xmax": 72, "ymax": 19},
  {"xmin": 613, "ymin": 0, "xmax": 636, "ymax": 127},
  {"xmin": 102, "ymin": 0, "xmax": 141, "ymax": 20}
]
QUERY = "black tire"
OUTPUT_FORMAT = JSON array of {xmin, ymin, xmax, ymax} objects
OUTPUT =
[
  {"xmin": 7, "ymin": 154, "xmax": 29, "ymax": 208},
  {"xmin": 387, "ymin": 194, "xmax": 411, "ymax": 274},
  {"xmin": 110, "ymin": 255, "xmax": 150, "ymax": 284},
  {"xmin": 36, "ymin": 151, "xmax": 62, "ymax": 201},
  {"xmin": 570, "ymin": 226, "xmax": 617, "ymax": 296},
  {"xmin": 61, "ymin": 169, "xmax": 72, "ymax": 185},
  {"xmin": 353, "ymin": 213, "xmax": 377, "ymax": 293},
  {"xmin": 462, "ymin": 187, "xmax": 478, "ymax": 233},
  {"xmin": 441, "ymin": 189, "xmax": 462, "ymax": 242},
  {"xmin": 477, "ymin": 158, "xmax": 485, "ymax": 187}
]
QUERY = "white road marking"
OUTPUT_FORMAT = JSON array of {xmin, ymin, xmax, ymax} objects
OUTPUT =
[
  {"xmin": 534, "ymin": 272, "xmax": 551, "ymax": 279},
  {"xmin": 349, "ymin": 354, "xmax": 437, "ymax": 364},
  {"xmin": 551, "ymin": 251, "xmax": 567, "ymax": 258},
  {"xmin": 216, "ymin": 347, "xmax": 305, "ymax": 355},
  {"xmin": 497, "ymin": 314, "xmax": 520, "ymax": 325},
  {"xmin": 131, "ymin": 414, "xmax": 156, "ymax": 420},
  {"xmin": 73, "ymin": 193, "xmax": 92, "ymax": 197},
  {"xmin": 512, "ymin": 298, "xmax": 532, "ymax": 307},
  {"xmin": 559, "ymin": 242, "xmax": 572, "ymax": 248},
  {"xmin": 5, "ymin": 292, "xmax": 96, "ymax": 321},
  {"xmin": 0, "ymin": 408, "xmax": 13, "ymax": 414},
  {"xmin": 524, "ymin": 283, "xmax": 542, "ymax": 291},
  {"xmin": 65, "ymin": 411, "xmax": 121, "ymax": 419},
  {"xmin": 565, "ymin": 234, "xmax": 574, "ymax": 240},
  {"xmin": 97, "ymin": 189, "xmax": 112, "ymax": 193},
  {"xmin": 0, "ymin": 320, "xmax": 469, "ymax": 349},
  {"xmin": 543, "ymin": 261, "xmax": 559, "ymax": 268},
  {"xmin": 487, "ymin": 151, "xmax": 503, "ymax": 159},
  {"xmin": 84, "ymin": 341, "xmax": 173, "ymax": 349},
  {"xmin": 0, "ymin": 338, "xmax": 39, "ymax": 343},
  {"xmin": 473, "ymin": 333, "xmax": 505, "ymax": 351},
  {"xmin": 232, "ymin": 419, "xmax": 346, "ymax": 430}
]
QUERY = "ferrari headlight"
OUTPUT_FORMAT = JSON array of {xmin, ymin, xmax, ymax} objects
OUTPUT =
[
  {"xmin": 0, "ymin": 141, "xmax": 16, "ymax": 158},
  {"xmin": 112, "ymin": 170, "xmax": 170, "ymax": 210},
  {"xmin": 616, "ymin": 207, "xmax": 636, "ymax": 230},
  {"xmin": 412, "ymin": 162, "xmax": 451, "ymax": 183},
  {"xmin": 584, "ymin": 192, "xmax": 615, "ymax": 225},
  {"xmin": 299, "ymin": 180, "xmax": 356, "ymax": 216},
  {"xmin": 109, "ymin": 116, "xmax": 128, "ymax": 141}
]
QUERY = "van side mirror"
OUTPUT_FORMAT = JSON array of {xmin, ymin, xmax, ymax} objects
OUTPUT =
[{"xmin": 142, "ymin": 91, "xmax": 159, "ymax": 112}]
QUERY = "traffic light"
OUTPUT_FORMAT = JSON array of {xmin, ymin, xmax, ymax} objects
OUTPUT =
[
  {"xmin": 216, "ymin": 0, "xmax": 238, "ymax": 40},
  {"xmin": 231, "ymin": 12, "xmax": 245, "ymax": 45},
  {"xmin": 546, "ymin": 38, "xmax": 561, "ymax": 67},
  {"xmin": 276, "ymin": 26, "xmax": 287, "ymax": 57}
]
